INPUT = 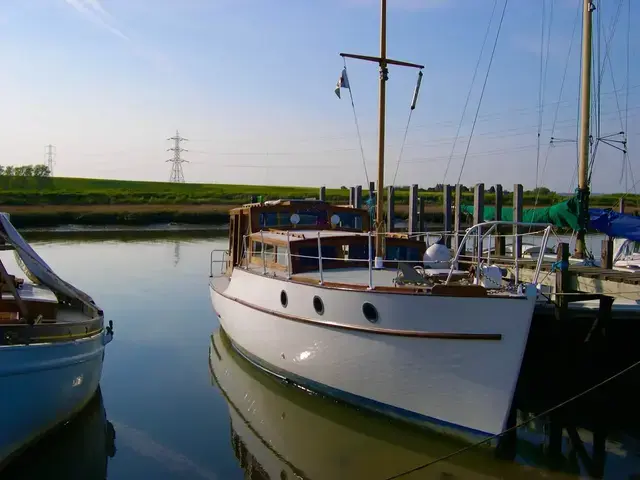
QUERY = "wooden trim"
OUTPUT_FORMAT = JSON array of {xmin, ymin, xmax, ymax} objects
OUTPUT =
[
  {"xmin": 211, "ymin": 282, "xmax": 502, "ymax": 340},
  {"xmin": 0, "ymin": 316, "xmax": 104, "ymax": 345},
  {"xmin": 239, "ymin": 266, "xmax": 528, "ymax": 300}
]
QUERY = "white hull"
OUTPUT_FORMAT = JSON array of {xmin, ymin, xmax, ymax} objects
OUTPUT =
[
  {"xmin": 0, "ymin": 330, "xmax": 112, "ymax": 465},
  {"xmin": 210, "ymin": 267, "xmax": 537, "ymax": 441},
  {"xmin": 210, "ymin": 328, "xmax": 578, "ymax": 480}
]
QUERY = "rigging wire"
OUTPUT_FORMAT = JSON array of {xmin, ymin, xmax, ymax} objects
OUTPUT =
[
  {"xmin": 455, "ymin": 0, "xmax": 509, "ymax": 186},
  {"xmin": 391, "ymin": 70, "xmax": 423, "ymax": 186},
  {"xmin": 534, "ymin": 0, "xmax": 552, "ymax": 193},
  {"xmin": 535, "ymin": 0, "xmax": 580, "ymax": 208},
  {"xmin": 624, "ymin": 0, "xmax": 634, "ymax": 193},
  {"xmin": 383, "ymin": 356, "xmax": 640, "ymax": 479},
  {"xmin": 343, "ymin": 57, "xmax": 371, "ymax": 186},
  {"xmin": 441, "ymin": 0, "xmax": 498, "ymax": 185}
]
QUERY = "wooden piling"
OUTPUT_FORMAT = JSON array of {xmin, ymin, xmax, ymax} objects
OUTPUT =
[
  {"xmin": 408, "ymin": 184, "xmax": 418, "ymax": 235},
  {"xmin": 369, "ymin": 181, "xmax": 375, "ymax": 199},
  {"xmin": 387, "ymin": 186, "xmax": 395, "ymax": 233},
  {"xmin": 513, "ymin": 184, "xmax": 524, "ymax": 259},
  {"xmin": 418, "ymin": 197, "xmax": 425, "ymax": 242},
  {"xmin": 454, "ymin": 184, "xmax": 463, "ymax": 253},
  {"xmin": 555, "ymin": 242, "xmax": 570, "ymax": 319},
  {"xmin": 355, "ymin": 185, "xmax": 363, "ymax": 208},
  {"xmin": 443, "ymin": 185, "xmax": 452, "ymax": 248},
  {"xmin": 349, "ymin": 187, "xmax": 355, "ymax": 207},
  {"xmin": 601, "ymin": 238, "xmax": 613, "ymax": 269},
  {"xmin": 495, "ymin": 184, "xmax": 505, "ymax": 256},
  {"xmin": 619, "ymin": 197, "xmax": 625, "ymax": 213},
  {"xmin": 319, "ymin": 186, "xmax": 326, "ymax": 201},
  {"xmin": 473, "ymin": 183, "xmax": 484, "ymax": 256}
]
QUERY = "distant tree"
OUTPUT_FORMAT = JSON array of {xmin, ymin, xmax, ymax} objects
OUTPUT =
[
  {"xmin": 488, "ymin": 186, "xmax": 496, "ymax": 194},
  {"xmin": 4, "ymin": 166, "xmax": 14, "ymax": 176}
]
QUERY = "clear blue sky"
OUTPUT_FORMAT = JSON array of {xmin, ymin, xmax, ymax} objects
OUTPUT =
[{"xmin": 1, "ymin": 0, "xmax": 638, "ymax": 193}]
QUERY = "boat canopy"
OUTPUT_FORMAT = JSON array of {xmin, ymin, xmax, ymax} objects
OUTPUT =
[{"xmin": 461, "ymin": 196, "xmax": 640, "ymax": 242}]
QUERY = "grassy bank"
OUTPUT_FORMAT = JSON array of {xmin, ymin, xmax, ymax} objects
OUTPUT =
[{"xmin": 0, "ymin": 176, "xmax": 636, "ymax": 227}]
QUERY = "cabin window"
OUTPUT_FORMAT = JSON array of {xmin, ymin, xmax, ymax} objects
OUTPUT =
[
  {"xmin": 386, "ymin": 246, "xmax": 421, "ymax": 262},
  {"xmin": 263, "ymin": 243, "xmax": 277, "ymax": 263},
  {"xmin": 295, "ymin": 209, "xmax": 329, "ymax": 226},
  {"xmin": 297, "ymin": 245, "xmax": 338, "ymax": 267},
  {"xmin": 332, "ymin": 212, "xmax": 363, "ymax": 229},
  {"xmin": 346, "ymin": 244, "xmax": 368, "ymax": 260},
  {"xmin": 252, "ymin": 241, "xmax": 263, "ymax": 259},
  {"xmin": 260, "ymin": 211, "xmax": 290, "ymax": 227}
]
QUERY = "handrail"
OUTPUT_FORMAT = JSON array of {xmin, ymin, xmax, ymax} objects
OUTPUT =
[{"xmin": 445, "ymin": 220, "xmax": 554, "ymax": 285}]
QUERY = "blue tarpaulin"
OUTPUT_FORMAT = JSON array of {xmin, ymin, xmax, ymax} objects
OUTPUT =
[{"xmin": 589, "ymin": 208, "xmax": 640, "ymax": 242}]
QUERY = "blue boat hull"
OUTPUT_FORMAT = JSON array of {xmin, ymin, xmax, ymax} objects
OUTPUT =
[{"xmin": 0, "ymin": 330, "xmax": 112, "ymax": 466}]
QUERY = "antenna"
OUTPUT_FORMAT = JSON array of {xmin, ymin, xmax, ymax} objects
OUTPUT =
[
  {"xmin": 166, "ymin": 130, "xmax": 188, "ymax": 183},
  {"xmin": 44, "ymin": 144, "xmax": 56, "ymax": 176}
]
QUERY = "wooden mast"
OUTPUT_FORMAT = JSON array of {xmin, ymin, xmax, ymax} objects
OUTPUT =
[
  {"xmin": 340, "ymin": 0, "xmax": 423, "ymax": 263},
  {"xmin": 375, "ymin": 0, "xmax": 388, "ymax": 259},
  {"xmin": 575, "ymin": 0, "xmax": 594, "ymax": 258}
]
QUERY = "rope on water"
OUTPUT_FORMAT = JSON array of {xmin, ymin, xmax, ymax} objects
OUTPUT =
[{"xmin": 383, "ymin": 357, "xmax": 640, "ymax": 479}]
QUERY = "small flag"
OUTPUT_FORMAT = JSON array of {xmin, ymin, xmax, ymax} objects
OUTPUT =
[{"xmin": 334, "ymin": 67, "xmax": 350, "ymax": 98}]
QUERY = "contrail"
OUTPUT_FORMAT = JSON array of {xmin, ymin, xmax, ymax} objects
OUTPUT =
[{"xmin": 64, "ymin": 0, "xmax": 129, "ymax": 41}]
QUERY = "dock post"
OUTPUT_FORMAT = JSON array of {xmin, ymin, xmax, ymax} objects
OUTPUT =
[
  {"xmin": 443, "ymin": 185, "xmax": 452, "ymax": 248},
  {"xmin": 369, "ymin": 181, "xmax": 375, "ymax": 199},
  {"xmin": 555, "ymin": 242, "xmax": 570, "ymax": 320},
  {"xmin": 319, "ymin": 186, "xmax": 326, "ymax": 201},
  {"xmin": 387, "ymin": 186, "xmax": 395, "ymax": 233},
  {"xmin": 513, "ymin": 184, "xmax": 523, "ymax": 259},
  {"xmin": 408, "ymin": 184, "xmax": 418, "ymax": 236},
  {"xmin": 349, "ymin": 187, "xmax": 355, "ymax": 207},
  {"xmin": 418, "ymin": 197, "xmax": 425, "ymax": 242},
  {"xmin": 619, "ymin": 197, "xmax": 625, "ymax": 213},
  {"xmin": 495, "ymin": 184, "xmax": 505, "ymax": 256},
  {"xmin": 355, "ymin": 185, "xmax": 363, "ymax": 208},
  {"xmin": 601, "ymin": 238, "xmax": 613, "ymax": 269},
  {"xmin": 473, "ymin": 183, "xmax": 484, "ymax": 257},
  {"xmin": 454, "ymin": 184, "xmax": 463, "ymax": 255}
]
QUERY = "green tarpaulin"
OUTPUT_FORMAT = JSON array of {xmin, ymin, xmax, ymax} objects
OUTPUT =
[{"xmin": 460, "ymin": 196, "xmax": 580, "ymax": 230}]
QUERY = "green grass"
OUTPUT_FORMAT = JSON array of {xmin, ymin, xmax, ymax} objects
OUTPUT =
[{"xmin": 0, "ymin": 175, "xmax": 635, "ymax": 209}]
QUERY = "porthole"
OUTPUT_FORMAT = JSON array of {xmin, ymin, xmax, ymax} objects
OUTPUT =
[
  {"xmin": 313, "ymin": 296, "xmax": 324, "ymax": 315},
  {"xmin": 362, "ymin": 302, "xmax": 378, "ymax": 323},
  {"xmin": 280, "ymin": 290, "xmax": 288, "ymax": 308}
]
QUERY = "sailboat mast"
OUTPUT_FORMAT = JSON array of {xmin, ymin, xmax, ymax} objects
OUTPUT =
[
  {"xmin": 375, "ymin": 0, "xmax": 388, "ymax": 257},
  {"xmin": 576, "ymin": 0, "xmax": 594, "ymax": 258}
]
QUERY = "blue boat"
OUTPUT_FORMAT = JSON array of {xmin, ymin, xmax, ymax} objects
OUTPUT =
[{"xmin": 0, "ymin": 213, "xmax": 114, "ymax": 468}]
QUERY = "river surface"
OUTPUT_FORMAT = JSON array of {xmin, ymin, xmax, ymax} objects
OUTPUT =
[{"xmin": 1, "ymin": 230, "xmax": 638, "ymax": 479}]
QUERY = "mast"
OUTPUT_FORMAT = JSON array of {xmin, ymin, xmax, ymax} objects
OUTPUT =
[
  {"xmin": 575, "ymin": 0, "xmax": 594, "ymax": 258},
  {"xmin": 375, "ymin": 0, "xmax": 388, "ymax": 258},
  {"xmin": 340, "ymin": 1, "xmax": 423, "ymax": 264}
]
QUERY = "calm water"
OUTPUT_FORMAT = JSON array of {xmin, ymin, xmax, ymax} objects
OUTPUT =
[{"xmin": 1, "ymin": 232, "xmax": 638, "ymax": 479}]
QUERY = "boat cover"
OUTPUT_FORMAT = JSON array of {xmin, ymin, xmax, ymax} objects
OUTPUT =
[{"xmin": 0, "ymin": 213, "xmax": 96, "ymax": 308}]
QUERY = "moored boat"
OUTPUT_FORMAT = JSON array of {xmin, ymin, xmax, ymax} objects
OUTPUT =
[
  {"xmin": 0, "ymin": 213, "xmax": 114, "ymax": 468},
  {"xmin": 209, "ymin": 199, "xmax": 551, "ymax": 442}
]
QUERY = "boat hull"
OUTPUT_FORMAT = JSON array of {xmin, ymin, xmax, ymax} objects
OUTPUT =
[
  {"xmin": 210, "ymin": 268, "xmax": 537, "ymax": 442},
  {"xmin": 0, "ymin": 329, "xmax": 112, "ymax": 466}
]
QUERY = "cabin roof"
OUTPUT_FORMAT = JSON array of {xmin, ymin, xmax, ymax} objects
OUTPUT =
[
  {"xmin": 248, "ymin": 229, "xmax": 419, "ymax": 246},
  {"xmin": 249, "ymin": 229, "xmax": 367, "ymax": 243},
  {"xmin": 231, "ymin": 199, "xmax": 367, "ymax": 213}
]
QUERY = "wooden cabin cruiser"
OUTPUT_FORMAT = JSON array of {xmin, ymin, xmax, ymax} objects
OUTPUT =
[
  {"xmin": 209, "ymin": 199, "xmax": 551, "ymax": 443},
  {"xmin": 0, "ymin": 213, "xmax": 113, "ymax": 468}
]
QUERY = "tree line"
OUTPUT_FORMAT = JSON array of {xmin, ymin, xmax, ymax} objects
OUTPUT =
[{"xmin": 0, "ymin": 164, "xmax": 51, "ymax": 177}]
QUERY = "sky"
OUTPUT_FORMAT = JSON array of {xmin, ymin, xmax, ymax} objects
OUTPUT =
[{"xmin": 0, "ymin": 0, "xmax": 638, "ymax": 193}]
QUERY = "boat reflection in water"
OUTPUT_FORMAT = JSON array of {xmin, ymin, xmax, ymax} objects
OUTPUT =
[
  {"xmin": 210, "ymin": 327, "xmax": 590, "ymax": 480},
  {"xmin": 0, "ymin": 388, "xmax": 116, "ymax": 479}
]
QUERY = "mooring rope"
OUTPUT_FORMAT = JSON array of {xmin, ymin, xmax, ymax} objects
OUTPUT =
[{"xmin": 383, "ymin": 357, "xmax": 640, "ymax": 479}]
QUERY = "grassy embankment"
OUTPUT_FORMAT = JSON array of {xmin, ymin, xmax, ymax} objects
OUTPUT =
[{"xmin": 0, "ymin": 176, "xmax": 636, "ymax": 227}]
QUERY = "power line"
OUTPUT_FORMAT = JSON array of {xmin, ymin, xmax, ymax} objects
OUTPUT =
[
  {"xmin": 44, "ymin": 144, "xmax": 56, "ymax": 176},
  {"xmin": 166, "ymin": 130, "xmax": 188, "ymax": 183}
]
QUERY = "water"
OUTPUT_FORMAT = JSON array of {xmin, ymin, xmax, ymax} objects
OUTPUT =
[{"xmin": 1, "ymin": 231, "xmax": 639, "ymax": 479}]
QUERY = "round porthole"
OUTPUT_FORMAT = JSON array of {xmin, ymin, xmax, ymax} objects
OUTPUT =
[
  {"xmin": 362, "ymin": 302, "xmax": 378, "ymax": 323},
  {"xmin": 313, "ymin": 296, "xmax": 324, "ymax": 315},
  {"xmin": 280, "ymin": 290, "xmax": 288, "ymax": 308}
]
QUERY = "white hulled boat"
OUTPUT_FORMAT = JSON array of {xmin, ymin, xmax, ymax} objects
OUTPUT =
[
  {"xmin": 0, "ymin": 213, "xmax": 114, "ymax": 468},
  {"xmin": 208, "ymin": 0, "xmax": 556, "ymax": 443}
]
